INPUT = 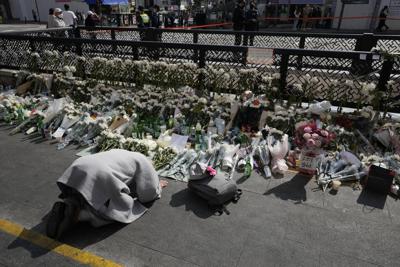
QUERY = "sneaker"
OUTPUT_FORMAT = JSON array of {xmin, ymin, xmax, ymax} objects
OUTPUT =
[{"xmin": 46, "ymin": 201, "xmax": 66, "ymax": 239}]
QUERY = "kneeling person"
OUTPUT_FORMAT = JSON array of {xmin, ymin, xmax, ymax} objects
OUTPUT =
[{"xmin": 47, "ymin": 149, "xmax": 168, "ymax": 239}]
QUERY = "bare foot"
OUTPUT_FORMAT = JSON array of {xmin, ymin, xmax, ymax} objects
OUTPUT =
[{"xmin": 159, "ymin": 180, "xmax": 168, "ymax": 188}]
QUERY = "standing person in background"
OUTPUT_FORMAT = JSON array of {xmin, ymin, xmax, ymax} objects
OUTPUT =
[
  {"xmin": 48, "ymin": 8, "xmax": 66, "ymax": 28},
  {"xmin": 85, "ymin": 11, "xmax": 100, "ymax": 39},
  {"xmin": 293, "ymin": 7, "xmax": 301, "ymax": 30},
  {"xmin": 137, "ymin": 6, "xmax": 150, "ymax": 41},
  {"xmin": 85, "ymin": 10, "xmax": 100, "ymax": 27},
  {"xmin": 32, "ymin": 9, "xmax": 38, "ymax": 22},
  {"xmin": 377, "ymin": 6, "xmax": 389, "ymax": 32},
  {"xmin": 243, "ymin": 2, "xmax": 258, "ymax": 46},
  {"xmin": 183, "ymin": 10, "xmax": 190, "ymax": 26},
  {"xmin": 151, "ymin": 5, "xmax": 161, "ymax": 28},
  {"xmin": 323, "ymin": 7, "xmax": 332, "ymax": 29},
  {"xmin": 302, "ymin": 4, "xmax": 311, "ymax": 30},
  {"xmin": 137, "ymin": 6, "xmax": 150, "ymax": 28},
  {"xmin": 162, "ymin": 7, "xmax": 170, "ymax": 27},
  {"xmin": 63, "ymin": 4, "xmax": 77, "ymax": 27},
  {"xmin": 315, "ymin": 6, "xmax": 321, "ymax": 28},
  {"xmin": 47, "ymin": 8, "xmax": 55, "ymax": 28},
  {"xmin": 233, "ymin": 0, "xmax": 245, "ymax": 45}
]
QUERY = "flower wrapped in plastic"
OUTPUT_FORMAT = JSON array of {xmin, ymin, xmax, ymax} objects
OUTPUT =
[
  {"xmin": 294, "ymin": 121, "xmax": 335, "ymax": 174},
  {"xmin": 267, "ymin": 130, "xmax": 289, "ymax": 175}
]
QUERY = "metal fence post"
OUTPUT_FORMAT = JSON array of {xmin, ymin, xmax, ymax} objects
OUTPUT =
[
  {"xmin": 74, "ymin": 27, "xmax": 81, "ymax": 38},
  {"xmin": 279, "ymin": 54, "xmax": 289, "ymax": 92},
  {"xmin": 351, "ymin": 33, "xmax": 378, "ymax": 75},
  {"xmin": 377, "ymin": 58, "xmax": 394, "ymax": 91},
  {"xmin": 354, "ymin": 33, "xmax": 377, "ymax": 52},
  {"xmin": 111, "ymin": 29, "xmax": 117, "ymax": 52},
  {"xmin": 242, "ymin": 48, "xmax": 248, "ymax": 66},
  {"xmin": 296, "ymin": 36, "xmax": 305, "ymax": 70},
  {"xmin": 111, "ymin": 29, "xmax": 116, "ymax": 40},
  {"xmin": 76, "ymin": 40, "xmax": 82, "ymax": 56},
  {"xmin": 29, "ymin": 39, "xmax": 35, "ymax": 53},
  {"xmin": 132, "ymin": 45, "xmax": 139, "ymax": 60}
]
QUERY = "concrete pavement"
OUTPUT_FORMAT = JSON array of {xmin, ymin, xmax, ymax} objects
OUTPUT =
[
  {"xmin": 0, "ymin": 124, "xmax": 399, "ymax": 266},
  {"xmin": 0, "ymin": 24, "xmax": 45, "ymax": 33}
]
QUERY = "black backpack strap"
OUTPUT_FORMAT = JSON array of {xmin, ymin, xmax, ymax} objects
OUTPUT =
[
  {"xmin": 211, "ymin": 204, "xmax": 230, "ymax": 216},
  {"xmin": 232, "ymin": 189, "xmax": 242, "ymax": 203}
]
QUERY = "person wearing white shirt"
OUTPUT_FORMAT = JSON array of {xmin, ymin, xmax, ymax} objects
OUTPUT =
[
  {"xmin": 63, "ymin": 4, "xmax": 77, "ymax": 27},
  {"xmin": 48, "ymin": 8, "xmax": 65, "ymax": 28}
]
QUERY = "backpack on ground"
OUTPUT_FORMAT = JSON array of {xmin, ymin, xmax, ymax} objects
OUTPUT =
[{"xmin": 188, "ymin": 172, "xmax": 242, "ymax": 215}]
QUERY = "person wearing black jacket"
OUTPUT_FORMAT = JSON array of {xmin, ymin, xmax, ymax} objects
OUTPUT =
[
  {"xmin": 233, "ymin": 1, "xmax": 246, "ymax": 45},
  {"xmin": 243, "ymin": 3, "xmax": 258, "ymax": 46},
  {"xmin": 151, "ymin": 5, "xmax": 161, "ymax": 28},
  {"xmin": 377, "ymin": 6, "xmax": 389, "ymax": 32}
]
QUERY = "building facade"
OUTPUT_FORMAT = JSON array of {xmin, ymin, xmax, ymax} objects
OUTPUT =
[{"xmin": 9, "ymin": 0, "xmax": 89, "ymax": 23}]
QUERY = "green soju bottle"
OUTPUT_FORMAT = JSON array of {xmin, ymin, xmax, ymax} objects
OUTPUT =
[{"xmin": 244, "ymin": 156, "xmax": 252, "ymax": 177}]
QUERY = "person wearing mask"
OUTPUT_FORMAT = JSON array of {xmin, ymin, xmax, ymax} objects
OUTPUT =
[
  {"xmin": 233, "ymin": 1, "xmax": 246, "ymax": 45},
  {"xmin": 63, "ymin": 4, "xmax": 77, "ymax": 27},
  {"xmin": 243, "ymin": 2, "xmax": 258, "ymax": 46},
  {"xmin": 377, "ymin": 6, "xmax": 389, "ymax": 32},
  {"xmin": 46, "ymin": 149, "xmax": 169, "ymax": 240},
  {"xmin": 48, "ymin": 8, "xmax": 65, "ymax": 28}
]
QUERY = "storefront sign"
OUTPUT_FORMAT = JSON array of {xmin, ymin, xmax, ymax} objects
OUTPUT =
[{"xmin": 247, "ymin": 48, "xmax": 274, "ymax": 65}]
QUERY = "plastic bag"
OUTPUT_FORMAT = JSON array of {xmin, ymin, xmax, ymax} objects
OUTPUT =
[{"xmin": 43, "ymin": 98, "xmax": 66, "ymax": 124}]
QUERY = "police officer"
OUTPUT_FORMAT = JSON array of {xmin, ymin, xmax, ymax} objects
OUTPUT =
[{"xmin": 137, "ymin": 6, "xmax": 150, "ymax": 28}]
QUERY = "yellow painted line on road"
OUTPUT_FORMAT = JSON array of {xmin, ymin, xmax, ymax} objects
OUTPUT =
[{"xmin": 0, "ymin": 219, "xmax": 123, "ymax": 267}]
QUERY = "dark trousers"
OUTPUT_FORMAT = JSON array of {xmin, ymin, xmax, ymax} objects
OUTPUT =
[
  {"xmin": 244, "ymin": 23, "xmax": 257, "ymax": 46},
  {"xmin": 235, "ymin": 33, "xmax": 242, "ymax": 45},
  {"xmin": 377, "ymin": 19, "xmax": 389, "ymax": 31},
  {"xmin": 234, "ymin": 27, "xmax": 243, "ymax": 45}
]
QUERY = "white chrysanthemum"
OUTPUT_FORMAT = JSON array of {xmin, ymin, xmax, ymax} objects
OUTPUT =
[
  {"xmin": 272, "ymin": 73, "xmax": 280, "ymax": 79},
  {"xmin": 293, "ymin": 83, "xmax": 303, "ymax": 91},
  {"xmin": 345, "ymin": 80, "xmax": 354, "ymax": 87},
  {"xmin": 63, "ymin": 66, "xmax": 71, "ymax": 73},
  {"xmin": 310, "ymin": 77, "xmax": 318, "ymax": 84},
  {"xmin": 198, "ymin": 97, "xmax": 207, "ymax": 104}
]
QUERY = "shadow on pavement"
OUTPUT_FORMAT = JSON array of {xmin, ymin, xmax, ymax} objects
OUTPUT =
[
  {"xmin": 60, "ymin": 221, "xmax": 126, "ymax": 249},
  {"xmin": 169, "ymin": 188, "xmax": 214, "ymax": 219},
  {"xmin": 357, "ymin": 189, "xmax": 388, "ymax": 210},
  {"xmin": 263, "ymin": 174, "xmax": 311, "ymax": 204},
  {"xmin": 0, "ymin": 123, "xmax": 16, "ymax": 131},
  {"xmin": 7, "ymin": 211, "xmax": 126, "ymax": 258}
]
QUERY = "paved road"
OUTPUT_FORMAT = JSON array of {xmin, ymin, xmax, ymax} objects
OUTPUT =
[{"xmin": 0, "ymin": 124, "xmax": 399, "ymax": 266}]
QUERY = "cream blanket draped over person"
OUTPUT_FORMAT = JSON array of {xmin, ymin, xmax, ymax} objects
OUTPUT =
[{"xmin": 57, "ymin": 149, "xmax": 162, "ymax": 224}]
